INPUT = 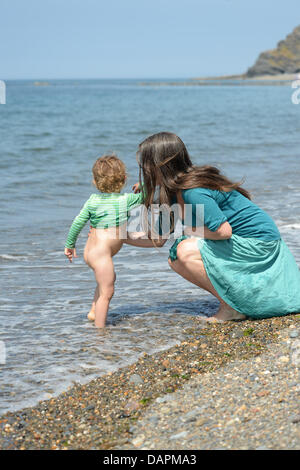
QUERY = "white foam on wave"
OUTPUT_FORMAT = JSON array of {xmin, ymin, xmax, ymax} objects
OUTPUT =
[
  {"xmin": 0, "ymin": 254, "xmax": 28, "ymax": 261},
  {"xmin": 280, "ymin": 223, "xmax": 300, "ymax": 230}
]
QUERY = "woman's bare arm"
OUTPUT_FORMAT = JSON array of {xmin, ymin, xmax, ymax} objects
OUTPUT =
[
  {"xmin": 204, "ymin": 221, "xmax": 232, "ymax": 240},
  {"xmin": 184, "ymin": 222, "xmax": 232, "ymax": 240},
  {"xmin": 185, "ymin": 222, "xmax": 232, "ymax": 240}
]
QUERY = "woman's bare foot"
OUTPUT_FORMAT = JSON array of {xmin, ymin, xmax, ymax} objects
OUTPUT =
[
  {"xmin": 205, "ymin": 304, "xmax": 247, "ymax": 323},
  {"xmin": 87, "ymin": 310, "xmax": 95, "ymax": 321}
]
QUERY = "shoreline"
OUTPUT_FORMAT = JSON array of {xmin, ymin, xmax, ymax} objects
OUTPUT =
[
  {"xmin": 139, "ymin": 73, "xmax": 298, "ymax": 87},
  {"xmin": 192, "ymin": 73, "xmax": 298, "ymax": 82},
  {"xmin": 0, "ymin": 314, "xmax": 299, "ymax": 449}
]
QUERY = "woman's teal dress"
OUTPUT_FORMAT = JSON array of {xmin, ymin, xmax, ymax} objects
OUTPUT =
[{"xmin": 169, "ymin": 188, "xmax": 300, "ymax": 319}]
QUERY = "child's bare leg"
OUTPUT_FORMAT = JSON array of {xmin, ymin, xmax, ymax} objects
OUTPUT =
[
  {"xmin": 93, "ymin": 256, "xmax": 115, "ymax": 328},
  {"xmin": 87, "ymin": 286, "xmax": 99, "ymax": 321}
]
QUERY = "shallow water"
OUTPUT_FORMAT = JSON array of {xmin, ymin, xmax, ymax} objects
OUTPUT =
[{"xmin": 0, "ymin": 79, "xmax": 299, "ymax": 414}]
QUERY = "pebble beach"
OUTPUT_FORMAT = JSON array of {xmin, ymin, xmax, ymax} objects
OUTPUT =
[{"xmin": 1, "ymin": 314, "xmax": 299, "ymax": 450}]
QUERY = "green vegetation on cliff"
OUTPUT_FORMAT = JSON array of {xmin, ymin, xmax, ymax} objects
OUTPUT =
[{"xmin": 247, "ymin": 25, "xmax": 300, "ymax": 77}]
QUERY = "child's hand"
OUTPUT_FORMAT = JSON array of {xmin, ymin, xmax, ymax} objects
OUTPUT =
[
  {"xmin": 132, "ymin": 182, "xmax": 140, "ymax": 193},
  {"xmin": 64, "ymin": 247, "xmax": 77, "ymax": 263}
]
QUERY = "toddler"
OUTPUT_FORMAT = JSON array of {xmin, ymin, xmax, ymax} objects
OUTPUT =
[{"xmin": 64, "ymin": 154, "xmax": 144, "ymax": 328}]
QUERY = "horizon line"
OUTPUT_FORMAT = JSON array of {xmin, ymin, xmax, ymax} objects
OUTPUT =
[{"xmin": 3, "ymin": 77, "xmax": 196, "ymax": 81}]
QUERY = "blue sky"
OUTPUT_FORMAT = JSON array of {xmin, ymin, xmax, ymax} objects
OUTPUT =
[{"xmin": 2, "ymin": 0, "xmax": 300, "ymax": 79}]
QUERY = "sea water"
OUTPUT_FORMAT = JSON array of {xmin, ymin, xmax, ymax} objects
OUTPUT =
[{"xmin": 0, "ymin": 79, "xmax": 299, "ymax": 414}]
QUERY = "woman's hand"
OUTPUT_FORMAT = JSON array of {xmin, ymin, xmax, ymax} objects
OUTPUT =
[
  {"xmin": 64, "ymin": 247, "xmax": 77, "ymax": 263},
  {"xmin": 132, "ymin": 182, "xmax": 140, "ymax": 193}
]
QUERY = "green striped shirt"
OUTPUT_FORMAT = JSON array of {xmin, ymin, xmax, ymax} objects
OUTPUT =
[{"xmin": 65, "ymin": 190, "xmax": 144, "ymax": 248}]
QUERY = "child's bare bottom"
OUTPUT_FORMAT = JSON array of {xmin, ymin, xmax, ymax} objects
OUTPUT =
[{"xmin": 84, "ymin": 226, "xmax": 125, "ymax": 328}]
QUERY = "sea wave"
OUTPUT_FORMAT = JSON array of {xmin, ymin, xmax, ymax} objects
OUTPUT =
[
  {"xmin": 0, "ymin": 254, "xmax": 29, "ymax": 261},
  {"xmin": 278, "ymin": 223, "xmax": 300, "ymax": 231}
]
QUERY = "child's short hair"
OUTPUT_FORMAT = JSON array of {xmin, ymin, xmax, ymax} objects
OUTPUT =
[{"xmin": 92, "ymin": 154, "xmax": 126, "ymax": 193}]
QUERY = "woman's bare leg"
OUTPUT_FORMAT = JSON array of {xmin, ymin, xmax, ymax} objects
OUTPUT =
[{"xmin": 169, "ymin": 238, "xmax": 246, "ymax": 322}]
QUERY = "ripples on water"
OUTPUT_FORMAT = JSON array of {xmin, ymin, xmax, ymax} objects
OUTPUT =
[{"xmin": 0, "ymin": 80, "xmax": 299, "ymax": 414}]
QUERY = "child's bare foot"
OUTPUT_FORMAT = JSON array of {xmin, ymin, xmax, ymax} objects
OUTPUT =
[
  {"xmin": 204, "ymin": 305, "xmax": 246, "ymax": 323},
  {"xmin": 87, "ymin": 310, "xmax": 95, "ymax": 321}
]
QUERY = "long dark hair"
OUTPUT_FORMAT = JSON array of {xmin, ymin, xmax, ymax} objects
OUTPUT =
[{"xmin": 137, "ymin": 132, "xmax": 251, "ymax": 208}]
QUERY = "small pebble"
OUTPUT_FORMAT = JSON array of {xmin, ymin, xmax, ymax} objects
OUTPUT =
[
  {"xmin": 129, "ymin": 374, "xmax": 144, "ymax": 385},
  {"xmin": 169, "ymin": 431, "xmax": 188, "ymax": 440},
  {"xmin": 131, "ymin": 435, "xmax": 145, "ymax": 447},
  {"xmin": 278, "ymin": 356, "xmax": 290, "ymax": 363}
]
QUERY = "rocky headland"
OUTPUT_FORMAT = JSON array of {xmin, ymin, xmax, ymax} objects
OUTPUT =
[{"xmin": 246, "ymin": 25, "xmax": 300, "ymax": 77}]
